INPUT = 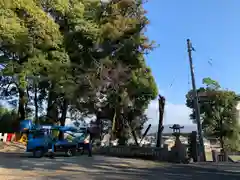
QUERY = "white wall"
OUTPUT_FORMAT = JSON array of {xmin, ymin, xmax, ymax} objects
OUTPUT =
[{"xmin": 236, "ymin": 101, "xmax": 240, "ymax": 124}]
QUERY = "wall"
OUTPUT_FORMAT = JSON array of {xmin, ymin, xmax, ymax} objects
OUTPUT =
[
  {"xmin": 236, "ymin": 101, "xmax": 240, "ymax": 124},
  {"xmin": 95, "ymin": 146, "xmax": 170, "ymax": 161}
]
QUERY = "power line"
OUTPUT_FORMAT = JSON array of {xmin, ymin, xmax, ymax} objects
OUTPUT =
[{"xmin": 192, "ymin": 50, "xmax": 219, "ymax": 78}]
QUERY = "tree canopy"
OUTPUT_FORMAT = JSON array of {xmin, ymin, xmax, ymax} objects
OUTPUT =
[
  {"xmin": 186, "ymin": 77, "xmax": 240, "ymax": 151},
  {"xmin": 0, "ymin": 0, "xmax": 158, "ymax": 141}
]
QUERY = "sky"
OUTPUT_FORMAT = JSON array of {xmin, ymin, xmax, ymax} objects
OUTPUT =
[{"xmin": 144, "ymin": 0, "xmax": 240, "ymax": 126}]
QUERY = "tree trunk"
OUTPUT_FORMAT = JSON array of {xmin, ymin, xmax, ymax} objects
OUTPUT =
[
  {"xmin": 47, "ymin": 91, "xmax": 55, "ymax": 117},
  {"xmin": 14, "ymin": 87, "xmax": 26, "ymax": 141},
  {"xmin": 111, "ymin": 108, "xmax": 117, "ymax": 141},
  {"xmin": 127, "ymin": 112, "xmax": 139, "ymax": 146},
  {"xmin": 220, "ymin": 136, "xmax": 224, "ymax": 149},
  {"xmin": 34, "ymin": 82, "xmax": 39, "ymax": 125},
  {"xmin": 95, "ymin": 111, "xmax": 102, "ymax": 140},
  {"xmin": 219, "ymin": 118, "xmax": 224, "ymax": 150},
  {"xmin": 18, "ymin": 88, "xmax": 26, "ymax": 121},
  {"xmin": 156, "ymin": 95, "xmax": 165, "ymax": 148},
  {"xmin": 47, "ymin": 82, "xmax": 58, "ymax": 123},
  {"xmin": 59, "ymin": 98, "xmax": 68, "ymax": 140},
  {"xmin": 131, "ymin": 129, "xmax": 139, "ymax": 146}
]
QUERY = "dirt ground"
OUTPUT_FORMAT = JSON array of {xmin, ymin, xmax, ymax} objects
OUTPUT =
[{"xmin": 0, "ymin": 142, "xmax": 239, "ymax": 180}]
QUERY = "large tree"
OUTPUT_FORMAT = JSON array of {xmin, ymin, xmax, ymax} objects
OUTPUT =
[
  {"xmin": 186, "ymin": 77, "xmax": 240, "ymax": 151},
  {"xmin": 0, "ymin": 0, "xmax": 65, "ymax": 123},
  {"xmin": 58, "ymin": 0, "xmax": 158, "ymax": 140},
  {"xmin": 0, "ymin": 0, "xmax": 158, "ymax": 140}
]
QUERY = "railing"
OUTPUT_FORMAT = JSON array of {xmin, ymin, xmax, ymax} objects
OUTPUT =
[{"xmin": 228, "ymin": 151, "xmax": 240, "ymax": 156}]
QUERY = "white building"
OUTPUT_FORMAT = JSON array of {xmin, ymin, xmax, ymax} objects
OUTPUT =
[{"xmin": 236, "ymin": 102, "xmax": 240, "ymax": 124}]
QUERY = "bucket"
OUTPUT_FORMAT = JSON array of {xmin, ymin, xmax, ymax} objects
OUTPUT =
[{"xmin": 20, "ymin": 119, "xmax": 33, "ymax": 131}]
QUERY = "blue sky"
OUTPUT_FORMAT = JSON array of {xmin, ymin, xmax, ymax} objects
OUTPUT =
[{"xmin": 144, "ymin": 0, "xmax": 240, "ymax": 125}]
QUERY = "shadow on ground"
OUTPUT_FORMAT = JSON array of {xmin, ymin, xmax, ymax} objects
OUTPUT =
[{"xmin": 0, "ymin": 152, "xmax": 239, "ymax": 180}]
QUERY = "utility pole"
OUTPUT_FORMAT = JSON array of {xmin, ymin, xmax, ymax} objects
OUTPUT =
[{"xmin": 187, "ymin": 39, "xmax": 206, "ymax": 161}]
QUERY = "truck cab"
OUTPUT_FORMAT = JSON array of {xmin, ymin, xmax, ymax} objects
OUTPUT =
[{"xmin": 26, "ymin": 129, "xmax": 52, "ymax": 157}]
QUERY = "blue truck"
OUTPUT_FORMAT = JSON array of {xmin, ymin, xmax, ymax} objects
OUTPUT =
[{"xmin": 20, "ymin": 120, "xmax": 88, "ymax": 158}]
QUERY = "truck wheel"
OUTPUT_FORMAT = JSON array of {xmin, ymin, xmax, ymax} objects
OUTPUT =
[
  {"xmin": 33, "ymin": 148, "xmax": 44, "ymax": 158},
  {"xmin": 71, "ymin": 148, "xmax": 76, "ymax": 156},
  {"xmin": 78, "ymin": 144, "xmax": 84, "ymax": 155},
  {"xmin": 49, "ymin": 152, "xmax": 55, "ymax": 159},
  {"xmin": 65, "ymin": 149, "xmax": 72, "ymax": 157},
  {"xmin": 80, "ymin": 148, "xmax": 84, "ymax": 155},
  {"xmin": 65, "ymin": 148, "xmax": 76, "ymax": 157}
]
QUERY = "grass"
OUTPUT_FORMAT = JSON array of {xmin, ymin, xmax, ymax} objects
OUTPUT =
[
  {"xmin": 206, "ymin": 152, "xmax": 213, "ymax": 161},
  {"xmin": 205, "ymin": 151, "xmax": 240, "ymax": 162},
  {"xmin": 229, "ymin": 155, "xmax": 240, "ymax": 161}
]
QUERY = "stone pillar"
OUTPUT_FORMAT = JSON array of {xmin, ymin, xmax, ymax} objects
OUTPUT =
[{"xmin": 212, "ymin": 150, "xmax": 217, "ymax": 162}]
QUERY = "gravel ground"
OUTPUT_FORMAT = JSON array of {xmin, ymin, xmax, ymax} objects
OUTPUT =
[{"xmin": 0, "ymin": 143, "xmax": 239, "ymax": 180}]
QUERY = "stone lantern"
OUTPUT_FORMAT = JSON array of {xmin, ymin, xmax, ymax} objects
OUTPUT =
[
  {"xmin": 169, "ymin": 124, "xmax": 186, "ymax": 163},
  {"xmin": 169, "ymin": 124, "xmax": 184, "ymax": 139}
]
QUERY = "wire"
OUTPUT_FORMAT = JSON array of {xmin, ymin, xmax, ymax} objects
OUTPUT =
[
  {"xmin": 169, "ymin": 78, "xmax": 175, "ymax": 88},
  {"xmin": 207, "ymin": 59, "xmax": 213, "ymax": 67},
  {"xmin": 193, "ymin": 50, "xmax": 218, "ymax": 78}
]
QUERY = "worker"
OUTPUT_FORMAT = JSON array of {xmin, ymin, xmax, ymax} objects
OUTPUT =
[
  {"xmin": 83, "ymin": 128, "xmax": 93, "ymax": 157},
  {"xmin": 49, "ymin": 128, "xmax": 59, "ymax": 158},
  {"xmin": 52, "ymin": 129, "xmax": 59, "ymax": 141}
]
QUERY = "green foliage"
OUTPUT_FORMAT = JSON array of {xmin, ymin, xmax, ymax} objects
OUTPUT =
[
  {"xmin": 202, "ymin": 77, "xmax": 220, "ymax": 89},
  {"xmin": 186, "ymin": 78, "xmax": 240, "ymax": 150},
  {"xmin": 0, "ymin": 0, "xmax": 157, "ymax": 137},
  {"xmin": 224, "ymin": 132, "xmax": 240, "ymax": 151},
  {"xmin": 0, "ymin": 106, "xmax": 18, "ymax": 132}
]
